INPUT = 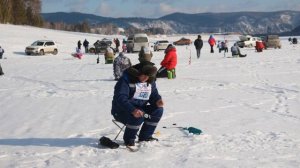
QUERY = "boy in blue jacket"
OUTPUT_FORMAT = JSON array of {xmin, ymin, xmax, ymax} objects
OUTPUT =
[{"xmin": 111, "ymin": 61, "xmax": 164, "ymax": 146}]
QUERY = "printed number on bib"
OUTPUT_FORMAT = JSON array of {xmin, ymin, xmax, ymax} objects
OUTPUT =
[{"xmin": 133, "ymin": 83, "xmax": 152, "ymax": 100}]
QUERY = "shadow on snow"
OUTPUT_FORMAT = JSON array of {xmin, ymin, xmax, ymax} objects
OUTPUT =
[{"xmin": 0, "ymin": 137, "xmax": 98, "ymax": 148}]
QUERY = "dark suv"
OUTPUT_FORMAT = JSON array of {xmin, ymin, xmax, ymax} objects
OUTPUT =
[{"xmin": 90, "ymin": 39, "xmax": 113, "ymax": 54}]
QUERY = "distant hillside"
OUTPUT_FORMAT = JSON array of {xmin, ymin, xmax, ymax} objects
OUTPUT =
[
  {"xmin": 290, "ymin": 25, "xmax": 300, "ymax": 35},
  {"xmin": 42, "ymin": 11, "xmax": 300, "ymax": 35},
  {"xmin": 41, "ymin": 12, "xmax": 155, "ymax": 28},
  {"xmin": 42, "ymin": 12, "xmax": 112, "ymax": 24}
]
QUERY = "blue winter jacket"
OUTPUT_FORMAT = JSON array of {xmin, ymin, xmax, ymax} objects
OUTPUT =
[{"xmin": 111, "ymin": 70, "xmax": 162, "ymax": 119}]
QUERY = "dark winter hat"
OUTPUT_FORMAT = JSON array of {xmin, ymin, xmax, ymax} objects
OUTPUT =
[
  {"xmin": 118, "ymin": 52, "xmax": 125, "ymax": 57},
  {"xmin": 141, "ymin": 64, "xmax": 157, "ymax": 77},
  {"xmin": 167, "ymin": 44, "xmax": 173, "ymax": 48},
  {"xmin": 198, "ymin": 35, "xmax": 201, "ymax": 38}
]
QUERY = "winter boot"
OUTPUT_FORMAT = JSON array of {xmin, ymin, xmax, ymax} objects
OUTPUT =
[
  {"xmin": 139, "ymin": 136, "xmax": 158, "ymax": 142},
  {"xmin": 124, "ymin": 139, "xmax": 135, "ymax": 146}
]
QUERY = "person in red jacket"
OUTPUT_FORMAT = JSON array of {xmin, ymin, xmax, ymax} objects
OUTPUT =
[
  {"xmin": 208, "ymin": 35, "xmax": 216, "ymax": 53},
  {"xmin": 157, "ymin": 44, "xmax": 177, "ymax": 78},
  {"xmin": 255, "ymin": 40, "xmax": 264, "ymax": 52}
]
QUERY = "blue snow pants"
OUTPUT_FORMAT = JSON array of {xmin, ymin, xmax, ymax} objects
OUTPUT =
[{"xmin": 113, "ymin": 105, "xmax": 163, "ymax": 144}]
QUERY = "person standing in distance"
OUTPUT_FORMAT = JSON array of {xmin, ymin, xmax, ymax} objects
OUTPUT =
[
  {"xmin": 0, "ymin": 46, "xmax": 5, "ymax": 75},
  {"xmin": 208, "ymin": 35, "xmax": 216, "ymax": 53},
  {"xmin": 77, "ymin": 40, "xmax": 82, "ymax": 50},
  {"xmin": 0, "ymin": 46, "xmax": 4, "ymax": 59},
  {"xmin": 194, "ymin": 35, "xmax": 203, "ymax": 59},
  {"xmin": 83, "ymin": 39, "xmax": 89, "ymax": 53}
]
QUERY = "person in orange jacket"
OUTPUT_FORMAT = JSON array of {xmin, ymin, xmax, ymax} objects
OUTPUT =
[
  {"xmin": 208, "ymin": 35, "xmax": 216, "ymax": 53},
  {"xmin": 157, "ymin": 44, "xmax": 177, "ymax": 78}
]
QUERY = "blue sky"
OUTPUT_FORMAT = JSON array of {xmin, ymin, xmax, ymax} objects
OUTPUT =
[{"xmin": 41, "ymin": 0, "xmax": 300, "ymax": 18}]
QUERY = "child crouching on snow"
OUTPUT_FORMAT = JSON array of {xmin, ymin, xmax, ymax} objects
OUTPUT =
[{"xmin": 73, "ymin": 47, "xmax": 83, "ymax": 59}]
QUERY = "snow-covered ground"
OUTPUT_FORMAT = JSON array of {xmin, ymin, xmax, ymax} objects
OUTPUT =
[{"xmin": 0, "ymin": 24, "xmax": 300, "ymax": 168}]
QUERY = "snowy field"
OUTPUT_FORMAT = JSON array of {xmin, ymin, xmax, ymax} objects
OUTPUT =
[{"xmin": 0, "ymin": 24, "xmax": 300, "ymax": 168}]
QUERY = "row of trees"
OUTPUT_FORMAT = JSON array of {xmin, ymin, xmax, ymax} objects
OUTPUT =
[
  {"xmin": 0, "ymin": 0, "xmax": 90, "ymax": 33},
  {"xmin": 0, "ymin": 0, "xmax": 43, "ymax": 26},
  {"xmin": 44, "ymin": 21, "xmax": 91, "ymax": 33}
]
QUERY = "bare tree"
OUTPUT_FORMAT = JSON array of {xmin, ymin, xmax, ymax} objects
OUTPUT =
[
  {"xmin": 0, "ymin": 0, "xmax": 13, "ymax": 23},
  {"xmin": 12, "ymin": 0, "xmax": 27, "ymax": 24}
]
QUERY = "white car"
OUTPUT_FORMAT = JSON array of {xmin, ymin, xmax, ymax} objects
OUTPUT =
[
  {"xmin": 126, "ymin": 34, "xmax": 149, "ymax": 52},
  {"xmin": 237, "ymin": 35, "xmax": 261, "ymax": 48},
  {"xmin": 154, "ymin": 40, "xmax": 170, "ymax": 51},
  {"xmin": 25, "ymin": 40, "xmax": 58, "ymax": 55}
]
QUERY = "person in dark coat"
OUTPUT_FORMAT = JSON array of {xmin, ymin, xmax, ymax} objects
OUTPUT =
[
  {"xmin": 115, "ymin": 38, "xmax": 120, "ymax": 53},
  {"xmin": 0, "ymin": 46, "xmax": 4, "ymax": 75},
  {"xmin": 292, "ymin": 37, "xmax": 298, "ymax": 44},
  {"xmin": 77, "ymin": 40, "xmax": 82, "ymax": 50},
  {"xmin": 0, "ymin": 46, "xmax": 4, "ymax": 59},
  {"xmin": 111, "ymin": 61, "xmax": 164, "ymax": 146},
  {"xmin": 83, "ymin": 39, "xmax": 89, "ymax": 53},
  {"xmin": 194, "ymin": 35, "xmax": 203, "ymax": 59},
  {"xmin": 0, "ymin": 63, "xmax": 4, "ymax": 75}
]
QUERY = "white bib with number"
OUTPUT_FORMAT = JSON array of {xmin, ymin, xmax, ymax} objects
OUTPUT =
[{"xmin": 133, "ymin": 83, "xmax": 152, "ymax": 100}]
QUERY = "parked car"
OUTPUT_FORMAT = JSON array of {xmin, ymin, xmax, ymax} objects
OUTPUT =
[
  {"xmin": 126, "ymin": 35, "xmax": 134, "ymax": 53},
  {"xmin": 263, "ymin": 35, "xmax": 281, "ymax": 49},
  {"xmin": 90, "ymin": 39, "xmax": 113, "ymax": 54},
  {"xmin": 25, "ymin": 40, "xmax": 58, "ymax": 55},
  {"xmin": 101, "ymin": 38, "xmax": 112, "ymax": 46},
  {"xmin": 154, "ymin": 40, "xmax": 170, "ymax": 51},
  {"xmin": 236, "ymin": 35, "xmax": 261, "ymax": 48},
  {"xmin": 126, "ymin": 34, "xmax": 150, "ymax": 52},
  {"xmin": 173, "ymin": 37, "xmax": 192, "ymax": 45}
]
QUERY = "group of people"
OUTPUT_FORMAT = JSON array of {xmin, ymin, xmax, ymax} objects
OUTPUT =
[
  {"xmin": 77, "ymin": 39, "xmax": 90, "ymax": 53},
  {"xmin": 109, "ymin": 35, "xmax": 248, "ymax": 146},
  {"xmin": 288, "ymin": 37, "xmax": 298, "ymax": 44},
  {"xmin": 109, "ymin": 34, "xmax": 250, "ymax": 147},
  {"xmin": 74, "ymin": 38, "xmax": 129, "ymax": 64},
  {"xmin": 194, "ymin": 34, "xmax": 246, "ymax": 58},
  {"xmin": 113, "ymin": 44, "xmax": 177, "ymax": 80},
  {"xmin": 75, "ymin": 38, "xmax": 114, "ymax": 60},
  {"xmin": 76, "ymin": 38, "xmax": 123, "ymax": 57},
  {"xmin": 72, "ymin": 39, "xmax": 89, "ymax": 59}
]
